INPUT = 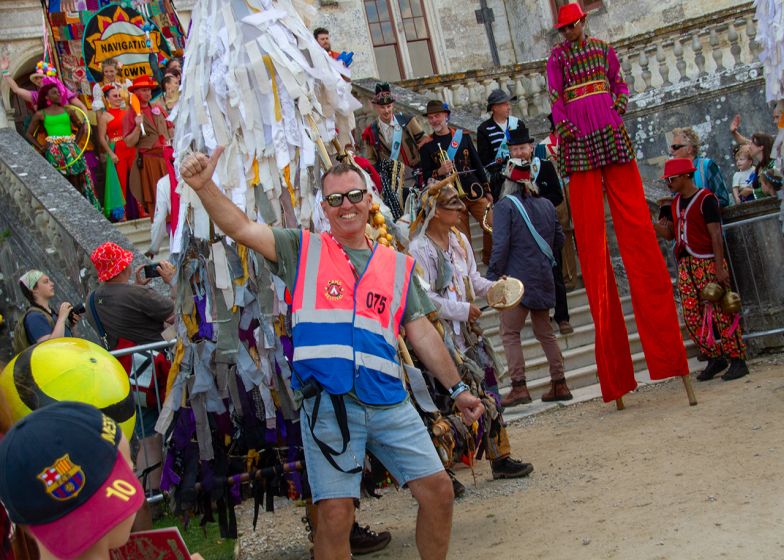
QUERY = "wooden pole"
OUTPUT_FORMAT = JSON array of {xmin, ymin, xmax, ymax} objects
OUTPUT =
[
  {"xmin": 681, "ymin": 374, "xmax": 698, "ymax": 406},
  {"xmin": 615, "ymin": 397, "xmax": 625, "ymax": 410}
]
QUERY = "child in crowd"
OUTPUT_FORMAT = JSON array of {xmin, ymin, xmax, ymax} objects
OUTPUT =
[{"xmin": 732, "ymin": 144, "xmax": 755, "ymax": 203}]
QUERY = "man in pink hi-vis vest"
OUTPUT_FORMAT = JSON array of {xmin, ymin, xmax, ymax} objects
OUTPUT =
[
  {"xmin": 546, "ymin": 3, "xmax": 689, "ymax": 404},
  {"xmin": 180, "ymin": 148, "xmax": 484, "ymax": 560}
]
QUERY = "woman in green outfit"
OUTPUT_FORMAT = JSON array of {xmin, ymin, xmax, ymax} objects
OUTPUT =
[{"xmin": 25, "ymin": 83, "xmax": 101, "ymax": 210}]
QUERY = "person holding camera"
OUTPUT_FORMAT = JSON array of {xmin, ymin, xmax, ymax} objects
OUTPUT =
[
  {"xmin": 88, "ymin": 242, "xmax": 175, "ymax": 350},
  {"xmin": 12, "ymin": 270, "xmax": 83, "ymax": 354}
]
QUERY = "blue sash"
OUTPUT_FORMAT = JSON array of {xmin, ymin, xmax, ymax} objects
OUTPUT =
[
  {"xmin": 390, "ymin": 121, "xmax": 404, "ymax": 161},
  {"xmin": 445, "ymin": 129, "xmax": 463, "ymax": 160},
  {"xmin": 494, "ymin": 116, "xmax": 519, "ymax": 161},
  {"xmin": 506, "ymin": 194, "xmax": 556, "ymax": 267}
]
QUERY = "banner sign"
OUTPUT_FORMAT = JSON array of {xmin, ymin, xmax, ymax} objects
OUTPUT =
[
  {"xmin": 83, "ymin": 5, "xmax": 170, "ymax": 83},
  {"xmin": 44, "ymin": 1, "xmax": 185, "ymax": 98}
]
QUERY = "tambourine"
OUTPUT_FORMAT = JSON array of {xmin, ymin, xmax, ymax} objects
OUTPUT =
[{"xmin": 485, "ymin": 277, "xmax": 524, "ymax": 310}]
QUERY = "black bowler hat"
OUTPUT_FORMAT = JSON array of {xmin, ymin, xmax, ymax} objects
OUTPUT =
[
  {"xmin": 507, "ymin": 123, "xmax": 535, "ymax": 145},
  {"xmin": 423, "ymin": 99, "xmax": 450, "ymax": 116},
  {"xmin": 486, "ymin": 88, "xmax": 517, "ymax": 112}
]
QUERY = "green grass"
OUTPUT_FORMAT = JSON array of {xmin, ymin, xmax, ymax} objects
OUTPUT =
[{"xmin": 153, "ymin": 512, "xmax": 236, "ymax": 559}]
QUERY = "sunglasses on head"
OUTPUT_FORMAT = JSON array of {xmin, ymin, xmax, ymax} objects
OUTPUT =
[
  {"xmin": 324, "ymin": 188, "xmax": 367, "ymax": 207},
  {"xmin": 670, "ymin": 144, "xmax": 688, "ymax": 151},
  {"xmin": 751, "ymin": 137, "xmax": 763, "ymax": 147}
]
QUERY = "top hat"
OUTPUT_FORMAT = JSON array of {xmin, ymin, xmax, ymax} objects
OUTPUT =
[
  {"xmin": 423, "ymin": 99, "xmax": 450, "ymax": 116},
  {"xmin": 555, "ymin": 3, "xmax": 587, "ymax": 29},
  {"xmin": 661, "ymin": 158, "xmax": 696, "ymax": 179},
  {"xmin": 486, "ymin": 89, "xmax": 517, "ymax": 112},
  {"xmin": 372, "ymin": 82, "xmax": 395, "ymax": 105},
  {"xmin": 0, "ymin": 402, "xmax": 144, "ymax": 560},
  {"xmin": 128, "ymin": 75, "xmax": 158, "ymax": 91},
  {"xmin": 507, "ymin": 124, "xmax": 535, "ymax": 145}
]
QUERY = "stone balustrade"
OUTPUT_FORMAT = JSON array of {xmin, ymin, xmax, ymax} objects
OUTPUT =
[
  {"xmin": 394, "ymin": 3, "xmax": 759, "ymax": 119},
  {"xmin": 0, "ymin": 129, "xmax": 146, "ymax": 357}
]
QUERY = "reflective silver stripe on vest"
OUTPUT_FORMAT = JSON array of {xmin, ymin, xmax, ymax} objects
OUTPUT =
[
  {"xmin": 293, "ymin": 309, "xmax": 354, "ymax": 325},
  {"xmin": 293, "ymin": 344, "xmax": 355, "ymax": 362},
  {"xmin": 354, "ymin": 315, "xmax": 397, "ymax": 346},
  {"xmin": 301, "ymin": 232, "xmax": 323, "ymax": 311},
  {"xmin": 355, "ymin": 352, "xmax": 403, "ymax": 380},
  {"xmin": 391, "ymin": 251, "xmax": 408, "ymax": 325}
]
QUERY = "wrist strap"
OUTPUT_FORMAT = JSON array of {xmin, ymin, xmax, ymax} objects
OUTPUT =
[{"xmin": 450, "ymin": 381, "xmax": 469, "ymax": 400}]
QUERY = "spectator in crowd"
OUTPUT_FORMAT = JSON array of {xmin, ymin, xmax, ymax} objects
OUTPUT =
[
  {"xmin": 25, "ymin": 84, "xmax": 101, "ymax": 211},
  {"xmin": 486, "ymin": 152, "xmax": 572, "ymax": 406},
  {"xmin": 669, "ymin": 127, "xmax": 731, "ymax": 207},
  {"xmin": 88, "ymin": 242, "xmax": 175, "ymax": 496},
  {"xmin": 653, "ymin": 158, "xmax": 748, "ymax": 381},
  {"xmin": 748, "ymin": 132, "xmax": 775, "ymax": 199},
  {"xmin": 157, "ymin": 73, "xmax": 180, "ymax": 114},
  {"xmin": 732, "ymin": 144, "xmax": 755, "ymax": 203},
  {"xmin": 164, "ymin": 57, "xmax": 183, "ymax": 76},
  {"xmin": 90, "ymin": 58, "xmax": 131, "ymax": 113},
  {"xmin": 12, "ymin": 270, "xmax": 81, "ymax": 355},
  {"xmin": 0, "ymin": 402, "xmax": 145, "ymax": 560},
  {"xmin": 759, "ymin": 167, "xmax": 783, "ymax": 199}
]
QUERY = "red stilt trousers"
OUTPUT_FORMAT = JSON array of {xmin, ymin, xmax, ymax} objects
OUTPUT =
[{"xmin": 569, "ymin": 162, "xmax": 689, "ymax": 402}]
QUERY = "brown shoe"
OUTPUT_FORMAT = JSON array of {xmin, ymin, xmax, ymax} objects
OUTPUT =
[
  {"xmin": 541, "ymin": 379, "xmax": 573, "ymax": 402},
  {"xmin": 501, "ymin": 382, "xmax": 532, "ymax": 407},
  {"xmin": 558, "ymin": 321, "xmax": 574, "ymax": 335}
]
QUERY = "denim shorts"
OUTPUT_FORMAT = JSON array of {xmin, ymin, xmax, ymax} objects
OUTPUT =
[{"xmin": 300, "ymin": 394, "xmax": 444, "ymax": 502}]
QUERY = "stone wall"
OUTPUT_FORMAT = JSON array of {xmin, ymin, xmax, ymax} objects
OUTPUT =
[{"xmin": 0, "ymin": 129, "xmax": 145, "ymax": 360}]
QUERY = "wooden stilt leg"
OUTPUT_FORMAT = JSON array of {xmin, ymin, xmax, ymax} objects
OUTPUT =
[
  {"xmin": 615, "ymin": 397, "xmax": 625, "ymax": 410},
  {"xmin": 682, "ymin": 375, "xmax": 698, "ymax": 406}
]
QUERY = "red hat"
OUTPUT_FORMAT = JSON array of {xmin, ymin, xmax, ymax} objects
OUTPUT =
[
  {"xmin": 661, "ymin": 158, "xmax": 697, "ymax": 179},
  {"xmin": 101, "ymin": 82, "xmax": 120, "ymax": 94},
  {"xmin": 91, "ymin": 242, "xmax": 134, "ymax": 281},
  {"xmin": 128, "ymin": 75, "xmax": 158, "ymax": 92},
  {"xmin": 555, "ymin": 3, "xmax": 587, "ymax": 29}
]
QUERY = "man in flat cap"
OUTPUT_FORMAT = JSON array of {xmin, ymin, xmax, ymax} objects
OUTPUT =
[
  {"xmin": 477, "ymin": 89, "xmax": 525, "ymax": 201},
  {"xmin": 420, "ymin": 99, "xmax": 493, "ymax": 264}
]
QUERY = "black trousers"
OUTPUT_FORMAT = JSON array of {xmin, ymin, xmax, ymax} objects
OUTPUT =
[{"xmin": 553, "ymin": 249, "xmax": 570, "ymax": 323}]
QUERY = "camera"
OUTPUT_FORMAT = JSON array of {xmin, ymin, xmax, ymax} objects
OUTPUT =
[
  {"xmin": 69, "ymin": 302, "xmax": 86, "ymax": 322},
  {"xmin": 143, "ymin": 263, "xmax": 161, "ymax": 278}
]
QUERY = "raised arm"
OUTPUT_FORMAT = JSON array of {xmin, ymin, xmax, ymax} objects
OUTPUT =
[{"xmin": 179, "ymin": 147, "xmax": 278, "ymax": 262}]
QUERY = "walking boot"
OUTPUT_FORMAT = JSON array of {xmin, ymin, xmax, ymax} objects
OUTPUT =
[
  {"xmin": 491, "ymin": 457, "xmax": 534, "ymax": 479},
  {"xmin": 558, "ymin": 321, "xmax": 574, "ymax": 335},
  {"xmin": 350, "ymin": 522, "xmax": 392, "ymax": 555},
  {"xmin": 696, "ymin": 357, "xmax": 728, "ymax": 381},
  {"xmin": 541, "ymin": 379, "xmax": 573, "ymax": 402},
  {"xmin": 721, "ymin": 358, "xmax": 748, "ymax": 381},
  {"xmin": 501, "ymin": 381, "xmax": 532, "ymax": 407}
]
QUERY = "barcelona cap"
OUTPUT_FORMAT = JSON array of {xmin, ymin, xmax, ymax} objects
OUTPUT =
[{"xmin": 0, "ymin": 401, "xmax": 144, "ymax": 559}]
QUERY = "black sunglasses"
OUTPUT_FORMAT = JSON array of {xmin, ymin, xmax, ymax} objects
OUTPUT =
[
  {"xmin": 670, "ymin": 144, "xmax": 688, "ymax": 151},
  {"xmin": 324, "ymin": 188, "xmax": 367, "ymax": 207}
]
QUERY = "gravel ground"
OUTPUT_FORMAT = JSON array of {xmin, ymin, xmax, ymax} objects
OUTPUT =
[{"xmin": 237, "ymin": 356, "xmax": 784, "ymax": 559}]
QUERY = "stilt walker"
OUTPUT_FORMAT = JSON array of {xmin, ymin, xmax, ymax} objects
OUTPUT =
[{"xmin": 546, "ymin": 3, "xmax": 693, "ymax": 407}]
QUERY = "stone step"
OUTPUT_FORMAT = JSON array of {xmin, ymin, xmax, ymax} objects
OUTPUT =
[
  {"xmin": 501, "ymin": 353, "xmax": 703, "ymax": 423},
  {"xmin": 478, "ymin": 294, "xmax": 634, "ymax": 338},
  {"xmin": 499, "ymin": 339, "xmax": 699, "ymax": 405},
  {"xmin": 113, "ymin": 218, "xmax": 170, "ymax": 262}
]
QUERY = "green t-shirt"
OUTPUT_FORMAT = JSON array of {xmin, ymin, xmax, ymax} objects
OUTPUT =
[{"xmin": 266, "ymin": 228, "xmax": 435, "ymax": 323}]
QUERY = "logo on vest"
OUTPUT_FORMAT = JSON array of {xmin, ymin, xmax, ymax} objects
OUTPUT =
[{"xmin": 324, "ymin": 280, "xmax": 345, "ymax": 301}]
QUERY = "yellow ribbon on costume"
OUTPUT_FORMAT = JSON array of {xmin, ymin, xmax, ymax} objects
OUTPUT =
[
  {"xmin": 166, "ymin": 340, "xmax": 186, "ymax": 396},
  {"xmin": 262, "ymin": 55, "xmax": 283, "ymax": 122}
]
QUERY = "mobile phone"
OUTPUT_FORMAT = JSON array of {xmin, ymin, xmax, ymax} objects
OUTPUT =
[{"xmin": 144, "ymin": 263, "xmax": 161, "ymax": 278}]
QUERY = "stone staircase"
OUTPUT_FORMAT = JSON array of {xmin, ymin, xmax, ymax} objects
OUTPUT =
[
  {"xmin": 113, "ymin": 218, "xmax": 170, "ymax": 263},
  {"xmin": 467, "ymin": 220, "xmax": 698, "ymax": 401}
]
